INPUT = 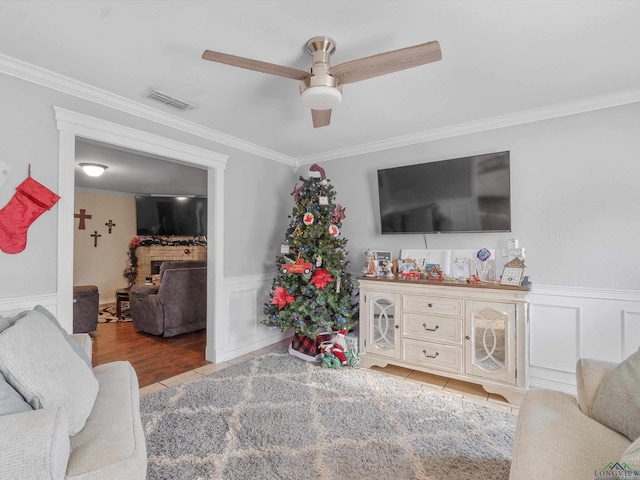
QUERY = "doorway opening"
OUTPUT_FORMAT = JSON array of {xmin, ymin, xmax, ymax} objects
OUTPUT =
[{"xmin": 55, "ymin": 107, "xmax": 227, "ymax": 364}]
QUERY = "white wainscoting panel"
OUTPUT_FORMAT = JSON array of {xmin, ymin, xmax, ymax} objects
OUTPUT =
[
  {"xmin": 529, "ymin": 284, "xmax": 640, "ymax": 394},
  {"xmin": 0, "ymin": 294, "xmax": 60, "ymax": 326},
  {"xmin": 530, "ymin": 304, "xmax": 580, "ymax": 373},
  {"xmin": 220, "ymin": 273, "xmax": 290, "ymax": 362},
  {"xmin": 623, "ymin": 310, "xmax": 640, "ymax": 359}
]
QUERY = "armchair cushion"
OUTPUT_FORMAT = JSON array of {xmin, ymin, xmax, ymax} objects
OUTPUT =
[
  {"xmin": 592, "ymin": 350, "xmax": 640, "ymax": 441},
  {"xmin": 0, "ymin": 310, "xmax": 98, "ymax": 435},
  {"xmin": 576, "ymin": 357, "xmax": 617, "ymax": 418},
  {"xmin": 623, "ymin": 436, "xmax": 640, "ymax": 470}
]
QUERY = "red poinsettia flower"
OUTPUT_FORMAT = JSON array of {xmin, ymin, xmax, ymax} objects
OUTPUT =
[
  {"xmin": 332, "ymin": 204, "xmax": 346, "ymax": 224},
  {"xmin": 129, "ymin": 237, "xmax": 142, "ymax": 249},
  {"xmin": 271, "ymin": 286, "xmax": 295, "ymax": 309},
  {"xmin": 310, "ymin": 269, "xmax": 334, "ymax": 289}
]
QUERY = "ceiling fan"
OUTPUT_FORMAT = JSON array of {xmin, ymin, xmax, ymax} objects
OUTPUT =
[{"xmin": 202, "ymin": 37, "xmax": 442, "ymax": 128}]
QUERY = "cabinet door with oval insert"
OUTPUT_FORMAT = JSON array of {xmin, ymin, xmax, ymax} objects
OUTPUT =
[
  {"xmin": 364, "ymin": 291, "xmax": 401, "ymax": 360},
  {"xmin": 465, "ymin": 300, "xmax": 516, "ymax": 384}
]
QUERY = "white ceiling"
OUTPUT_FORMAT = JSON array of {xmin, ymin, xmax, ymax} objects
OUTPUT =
[
  {"xmin": 2, "ymin": 1, "xmax": 640, "ymax": 192},
  {"xmin": 75, "ymin": 139, "xmax": 208, "ymax": 196}
]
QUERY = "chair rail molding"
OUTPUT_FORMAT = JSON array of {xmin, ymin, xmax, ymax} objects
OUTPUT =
[{"xmin": 219, "ymin": 272, "xmax": 289, "ymax": 362}]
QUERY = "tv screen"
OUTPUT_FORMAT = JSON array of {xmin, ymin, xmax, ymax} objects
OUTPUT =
[
  {"xmin": 377, "ymin": 151, "xmax": 511, "ymax": 234},
  {"xmin": 135, "ymin": 196, "xmax": 207, "ymax": 236}
]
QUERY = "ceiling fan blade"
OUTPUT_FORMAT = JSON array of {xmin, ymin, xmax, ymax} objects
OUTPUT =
[
  {"xmin": 311, "ymin": 109, "xmax": 331, "ymax": 128},
  {"xmin": 331, "ymin": 40, "xmax": 442, "ymax": 84},
  {"xmin": 202, "ymin": 50, "xmax": 310, "ymax": 81}
]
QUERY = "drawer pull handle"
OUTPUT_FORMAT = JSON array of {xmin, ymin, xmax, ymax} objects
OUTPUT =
[
  {"xmin": 423, "ymin": 350, "xmax": 439, "ymax": 359},
  {"xmin": 422, "ymin": 323, "xmax": 439, "ymax": 332},
  {"xmin": 428, "ymin": 303, "xmax": 433, "ymax": 308}
]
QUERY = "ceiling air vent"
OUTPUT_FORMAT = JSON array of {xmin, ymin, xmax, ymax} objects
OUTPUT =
[{"xmin": 146, "ymin": 88, "xmax": 195, "ymax": 110}]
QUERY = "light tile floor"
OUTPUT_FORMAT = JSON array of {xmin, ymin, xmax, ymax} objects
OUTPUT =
[{"xmin": 139, "ymin": 339, "xmax": 520, "ymax": 415}]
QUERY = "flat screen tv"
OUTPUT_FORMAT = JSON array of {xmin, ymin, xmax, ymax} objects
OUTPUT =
[
  {"xmin": 135, "ymin": 196, "xmax": 207, "ymax": 236},
  {"xmin": 377, "ymin": 151, "xmax": 511, "ymax": 234}
]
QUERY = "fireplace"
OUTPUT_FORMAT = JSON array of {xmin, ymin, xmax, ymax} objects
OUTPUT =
[
  {"xmin": 134, "ymin": 245, "xmax": 207, "ymax": 284},
  {"xmin": 150, "ymin": 261, "xmax": 164, "ymax": 275}
]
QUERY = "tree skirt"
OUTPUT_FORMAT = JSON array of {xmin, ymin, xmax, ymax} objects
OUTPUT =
[
  {"xmin": 141, "ymin": 349, "xmax": 516, "ymax": 480},
  {"xmin": 98, "ymin": 304, "xmax": 132, "ymax": 323}
]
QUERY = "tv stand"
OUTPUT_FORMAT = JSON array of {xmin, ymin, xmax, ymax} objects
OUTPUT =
[{"xmin": 358, "ymin": 277, "xmax": 530, "ymax": 404}]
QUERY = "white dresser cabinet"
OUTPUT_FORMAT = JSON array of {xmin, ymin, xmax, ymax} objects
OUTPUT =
[{"xmin": 358, "ymin": 278, "xmax": 530, "ymax": 404}]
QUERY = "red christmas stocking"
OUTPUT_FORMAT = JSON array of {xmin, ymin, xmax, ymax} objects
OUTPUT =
[{"xmin": 0, "ymin": 176, "xmax": 60, "ymax": 254}]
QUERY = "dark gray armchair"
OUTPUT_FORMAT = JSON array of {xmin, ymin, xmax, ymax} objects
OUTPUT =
[{"xmin": 129, "ymin": 260, "xmax": 207, "ymax": 337}]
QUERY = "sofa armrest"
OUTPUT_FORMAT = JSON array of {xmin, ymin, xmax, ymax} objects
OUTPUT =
[
  {"xmin": 0, "ymin": 407, "xmax": 70, "ymax": 480},
  {"xmin": 71, "ymin": 333, "xmax": 93, "ymax": 364},
  {"xmin": 576, "ymin": 357, "xmax": 618, "ymax": 418}
]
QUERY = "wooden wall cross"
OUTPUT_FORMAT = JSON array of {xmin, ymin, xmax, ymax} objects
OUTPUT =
[
  {"xmin": 91, "ymin": 230, "xmax": 101, "ymax": 247},
  {"xmin": 105, "ymin": 219, "xmax": 116, "ymax": 234},
  {"xmin": 74, "ymin": 209, "xmax": 92, "ymax": 230}
]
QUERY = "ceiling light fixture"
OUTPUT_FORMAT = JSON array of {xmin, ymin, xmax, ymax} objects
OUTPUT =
[
  {"xmin": 298, "ymin": 37, "xmax": 342, "ymax": 111},
  {"xmin": 79, "ymin": 163, "xmax": 107, "ymax": 177},
  {"xmin": 299, "ymin": 84, "xmax": 342, "ymax": 110}
]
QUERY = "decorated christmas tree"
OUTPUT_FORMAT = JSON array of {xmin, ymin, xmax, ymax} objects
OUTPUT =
[{"xmin": 263, "ymin": 164, "xmax": 358, "ymax": 351}]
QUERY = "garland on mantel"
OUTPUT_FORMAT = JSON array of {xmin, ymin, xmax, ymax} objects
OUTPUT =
[{"xmin": 123, "ymin": 235, "xmax": 207, "ymax": 285}]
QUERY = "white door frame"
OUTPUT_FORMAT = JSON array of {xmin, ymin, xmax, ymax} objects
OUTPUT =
[{"xmin": 54, "ymin": 107, "xmax": 227, "ymax": 363}]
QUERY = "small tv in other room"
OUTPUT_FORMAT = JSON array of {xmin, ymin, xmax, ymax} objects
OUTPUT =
[
  {"xmin": 135, "ymin": 196, "xmax": 207, "ymax": 236},
  {"xmin": 377, "ymin": 151, "xmax": 511, "ymax": 234}
]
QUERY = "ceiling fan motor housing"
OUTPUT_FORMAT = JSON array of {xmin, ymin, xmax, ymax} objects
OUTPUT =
[{"xmin": 299, "ymin": 37, "xmax": 342, "ymax": 110}]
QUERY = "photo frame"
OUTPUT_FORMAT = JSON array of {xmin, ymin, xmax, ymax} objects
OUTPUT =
[{"xmin": 374, "ymin": 251, "xmax": 392, "ymax": 277}]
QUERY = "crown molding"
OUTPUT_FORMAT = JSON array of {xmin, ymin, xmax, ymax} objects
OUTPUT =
[
  {"xmin": 0, "ymin": 53, "xmax": 297, "ymax": 167},
  {"xmin": 297, "ymin": 87, "xmax": 640, "ymax": 165},
  {"xmin": 3, "ymin": 53, "xmax": 640, "ymax": 169}
]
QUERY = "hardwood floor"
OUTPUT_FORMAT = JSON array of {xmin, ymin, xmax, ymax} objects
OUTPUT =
[{"xmin": 90, "ymin": 321, "xmax": 208, "ymax": 387}]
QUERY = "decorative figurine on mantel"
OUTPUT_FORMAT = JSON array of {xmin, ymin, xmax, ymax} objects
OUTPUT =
[
  {"xmin": 472, "ymin": 248, "xmax": 495, "ymax": 281},
  {"xmin": 500, "ymin": 257, "xmax": 527, "ymax": 286},
  {"xmin": 502, "ymin": 238, "xmax": 526, "ymax": 261},
  {"xmin": 363, "ymin": 249, "xmax": 377, "ymax": 277}
]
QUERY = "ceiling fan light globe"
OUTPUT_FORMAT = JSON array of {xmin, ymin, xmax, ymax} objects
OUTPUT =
[{"xmin": 300, "ymin": 86, "xmax": 342, "ymax": 110}]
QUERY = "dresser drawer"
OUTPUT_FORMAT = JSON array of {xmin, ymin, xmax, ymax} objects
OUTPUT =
[
  {"xmin": 403, "ymin": 295, "xmax": 463, "ymax": 318},
  {"xmin": 403, "ymin": 313, "xmax": 462, "ymax": 345},
  {"xmin": 403, "ymin": 339, "xmax": 462, "ymax": 374}
]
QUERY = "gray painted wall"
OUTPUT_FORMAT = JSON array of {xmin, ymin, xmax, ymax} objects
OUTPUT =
[
  {"xmin": 0, "ymin": 72, "xmax": 293, "ymax": 298},
  {"xmin": 304, "ymin": 102, "xmax": 640, "ymax": 290}
]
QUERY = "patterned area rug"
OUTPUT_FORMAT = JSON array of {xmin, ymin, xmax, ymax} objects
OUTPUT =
[
  {"xmin": 98, "ymin": 303, "xmax": 132, "ymax": 323},
  {"xmin": 141, "ymin": 350, "xmax": 516, "ymax": 480}
]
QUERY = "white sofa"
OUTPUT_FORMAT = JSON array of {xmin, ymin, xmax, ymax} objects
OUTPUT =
[
  {"xmin": 510, "ymin": 357, "xmax": 640, "ymax": 479},
  {"xmin": 0, "ymin": 306, "xmax": 147, "ymax": 479}
]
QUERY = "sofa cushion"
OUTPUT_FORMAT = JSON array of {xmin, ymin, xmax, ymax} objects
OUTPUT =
[
  {"xmin": 510, "ymin": 388, "xmax": 630, "ymax": 480},
  {"xmin": 622, "ymin": 436, "xmax": 640, "ymax": 470},
  {"xmin": 0, "ymin": 306, "xmax": 92, "ymax": 367},
  {"xmin": 0, "ymin": 407, "xmax": 70, "ymax": 480},
  {"xmin": 0, "ymin": 372, "xmax": 32, "ymax": 415},
  {"xmin": 0, "ymin": 310, "xmax": 99, "ymax": 436},
  {"xmin": 592, "ymin": 350, "xmax": 640, "ymax": 441},
  {"xmin": 34, "ymin": 305, "xmax": 92, "ymax": 367},
  {"xmin": 67, "ymin": 361, "xmax": 147, "ymax": 479}
]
